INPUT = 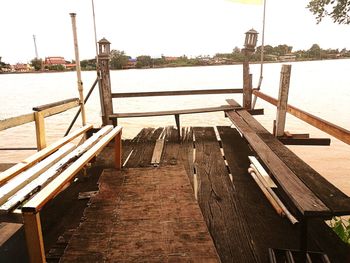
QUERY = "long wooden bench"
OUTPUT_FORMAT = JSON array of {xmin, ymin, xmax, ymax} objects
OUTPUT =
[
  {"xmin": 226, "ymin": 109, "xmax": 350, "ymax": 258},
  {"xmin": 0, "ymin": 125, "xmax": 122, "ymax": 263}
]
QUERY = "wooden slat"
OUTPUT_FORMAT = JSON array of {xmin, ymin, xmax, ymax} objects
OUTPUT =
[
  {"xmin": 278, "ymin": 137, "xmax": 331, "ymax": 146},
  {"xmin": 226, "ymin": 111, "xmax": 330, "ymax": 216},
  {"xmin": 248, "ymin": 156, "xmax": 277, "ymax": 188},
  {"xmin": 110, "ymin": 105, "xmax": 240, "ymax": 118},
  {"xmin": 124, "ymin": 128, "xmax": 163, "ymax": 168},
  {"xmin": 1, "ymin": 127, "xmax": 112, "ymax": 212},
  {"xmin": 151, "ymin": 139, "xmax": 165, "ymax": 165},
  {"xmin": 194, "ymin": 127, "xmax": 260, "ymax": 262},
  {"xmin": 237, "ymin": 110, "xmax": 350, "ymax": 215},
  {"xmin": 0, "ymin": 113, "xmax": 35, "ymax": 131},
  {"xmin": 22, "ymin": 126, "xmax": 122, "ymax": 213},
  {"xmin": 0, "ymin": 143, "xmax": 75, "ymax": 206},
  {"xmin": 226, "ymin": 99, "xmax": 264, "ymax": 115},
  {"xmin": 0, "ymin": 125, "xmax": 93, "ymax": 186},
  {"xmin": 111, "ymin": 88, "xmax": 243, "ymax": 98}
]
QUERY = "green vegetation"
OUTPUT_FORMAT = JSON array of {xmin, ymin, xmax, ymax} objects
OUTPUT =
[
  {"xmin": 330, "ymin": 217, "xmax": 350, "ymax": 245},
  {"xmin": 30, "ymin": 58, "xmax": 43, "ymax": 71},
  {"xmin": 308, "ymin": 0, "xmax": 350, "ymax": 24}
]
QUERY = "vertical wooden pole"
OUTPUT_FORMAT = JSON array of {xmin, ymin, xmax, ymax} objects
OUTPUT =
[
  {"xmin": 70, "ymin": 13, "xmax": 87, "ymax": 126},
  {"xmin": 34, "ymin": 111, "xmax": 46, "ymax": 150},
  {"xmin": 243, "ymin": 58, "xmax": 252, "ymax": 109},
  {"xmin": 98, "ymin": 39, "xmax": 113, "ymax": 125},
  {"xmin": 115, "ymin": 130, "xmax": 122, "ymax": 170},
  {"xmin": 23, "ymin": 212, "xmax": 45, "ymax": 263},
  {"xmin": 275, "ymin": 64, "xmax": 292, "ymax": 137},
  {"xmin": 175, "ymin": 114, "xmax": 181, "ymax": 142}
]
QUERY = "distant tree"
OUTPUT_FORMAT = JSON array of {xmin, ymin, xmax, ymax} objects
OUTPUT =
[
  {"xmin": 307, "ymin": 0, "xmax": 350, "ymax": 24},
  {"xmin": 81, "ymin": 59, "xmax": 96, "ymax": 70},
  {"xmin": 233, "ymin": 46, "xmax": 241, "ymax": 53},
  {"xmin": 30, "ymin": 58, "xmax": 43, "ymax": 71},
  {"xmin": 136, "ymin": 55, "xmax": 152, "ymax": 68},
  {"xmin": 308, "ymin": 44, "xmax": 322, "ymax": 59},
  {"xmin": 110, "ymin": 50, "xmax": 130, "ymax": 69}
]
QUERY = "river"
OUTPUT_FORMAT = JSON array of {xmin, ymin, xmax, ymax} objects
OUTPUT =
[{"xmin": 1, "ymin": 59, "xmax": 350, "ymax": 194}]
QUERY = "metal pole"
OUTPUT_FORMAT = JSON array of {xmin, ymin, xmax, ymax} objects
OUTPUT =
[
  {"xmin": 70, "ymin": 13, "xmax": 87, "ymax": 126},
  {"xmin": 91, "ymin": 0, "xmax": 106, "ymax": 119}
]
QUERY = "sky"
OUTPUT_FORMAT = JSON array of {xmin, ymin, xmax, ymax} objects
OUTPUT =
[{"xmin": 1, "ymin": 0, "xmax": 350, "ymax": 64}]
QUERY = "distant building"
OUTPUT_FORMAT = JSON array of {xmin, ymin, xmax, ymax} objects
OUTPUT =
[
  {"xmin": 123, "ymin": 58, "xmax": 137, "ymax": 69},
  {"xmin": 44, "ymin": 56, "xmax": 67, "ymax": 68},
  {"xmin": 13, "ymin": 63, "xmax": 33, "ymax": 72}
]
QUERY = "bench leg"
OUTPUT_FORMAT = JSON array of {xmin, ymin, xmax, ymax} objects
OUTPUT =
[
  {"xmin": 115, "ymin": 130, "xmax": 122, "ymax": 170},
  {"xmin": 23, "ymin": 211, "xmax": 46, "ymax": 263},
  {"xmin": 300, "ymin": 218, "xmax": 308, "ymax": 262}
]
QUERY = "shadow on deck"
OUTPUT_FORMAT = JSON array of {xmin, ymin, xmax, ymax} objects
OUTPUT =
[{"xmin": 57, "ymin": 126, "xmax": 349, "ymax": 263}]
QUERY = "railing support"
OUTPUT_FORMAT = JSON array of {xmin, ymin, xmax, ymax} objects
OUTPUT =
[
  {"xmin": 275, "ymin": 65, "xmax": 292, "ymax": 137},
  {"xmin": 34, "ymin": 112, "xmax": 46, "ymax": 150},
  {"xmin": 243, "ymin": 58, "xmax": 252, "ymax": 109}
]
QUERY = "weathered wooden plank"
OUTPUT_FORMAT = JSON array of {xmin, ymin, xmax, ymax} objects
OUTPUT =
[
  {"xmin": 40, "ymin": 100, "xmax": 80, "ymax": 118},
  {"xmin": 61, "ymin": 167, "xmax": 220, "ymax": 262},
  {"xmin": 110, "ymin": 105, "xmax": 239, "ymax": 118},
  {"xmin": 278, "ymin": 137, "xmax": 331, "ymax": 146},
  {"xmin": 194, "ymin": 127, "xmax": 260, "ymax": 262},
  {"xmin": 1, "ymin": 128, "xmax": 112, "ymax": 213},
  {"xmin": 125, "ymin": 128, "xmax": 163, "ymax": 168},
  {"xmin": 248, "ymin": 156, "xmax": 277, "ymax": 188},
  {"xmin": 218, "ymin": 126, "xmax": 304, "ymax": 259},
  {"xmin": 0, "ymin": 113, "xmax": 35, "ymax": 131},
  {"xmin": 237, "ymin": 110, "xmax": 350, "ymax": 215},
  {"xmin": 151, "ymin": 139, "xmax": 165, "ymax": 165},
  {"xmin": 227, "ymin": 111, "xmax": 330, "ymax": 216},
  {"xmin": 225, "ymin": 99, "xmax": 264, "ymax": 115},
  {"xmin": 0, "ymin": 143, "xmax": 75, "ymax": 207},
  {"xmin": 22, "ymin": 126, "xmax": 122, "ymax": 213},
  {"xmin": 111, "ymin": 88, "xmax": 243, "ymax": 98},
  {"xmin": 0, "ymin": 125, "xmax": 93, "ymax": 186}
]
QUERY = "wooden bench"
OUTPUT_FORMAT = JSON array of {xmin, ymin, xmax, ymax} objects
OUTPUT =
[
  {"xmin": 0, "ymin": 125, "xmax": 122, "ymax": 263},
  {"xmin": 226, "ymin": 109, "xmax": 350, "ymax": 259}
]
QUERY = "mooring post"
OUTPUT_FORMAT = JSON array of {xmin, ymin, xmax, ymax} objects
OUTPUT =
[
  {"xmin": 275, "ymin": 64, "xmax": 292, "ymax": 137},
  {"xmin": 98, "ymin": 38, "xmax": 113, "ymax": 125}
]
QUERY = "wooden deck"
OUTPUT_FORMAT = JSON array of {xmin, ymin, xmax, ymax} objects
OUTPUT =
[{"xmin": 58, "ymin": 126, "xmax": 350, "ymax": 263}]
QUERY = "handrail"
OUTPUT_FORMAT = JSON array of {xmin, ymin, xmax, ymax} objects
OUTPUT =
[
  {"xmin": 111, "ymin": 88, "xmax": 243, "ymax": 98},
  {"xmin": 253, "ymin": 90, "xmax": 350, "ymax": 145}
]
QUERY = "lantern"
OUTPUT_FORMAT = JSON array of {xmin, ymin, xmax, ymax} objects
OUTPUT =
[
  {"xmin": 98, "ymin": 38, "xmax": 111, "ymax": 56},
  {"xmin": 244, "ymin": 29, "xmax": 258, "ymax": 53}
]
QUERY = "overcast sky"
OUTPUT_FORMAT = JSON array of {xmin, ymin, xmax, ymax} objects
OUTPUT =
[{"xmin": 1, "ymin": 0, "xmax": 349, "ymax": 64}]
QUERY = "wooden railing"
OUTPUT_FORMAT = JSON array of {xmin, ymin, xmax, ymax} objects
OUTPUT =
[{"xmin": 0, "ymin": 98, "xmax": 80, "ymax": 151}]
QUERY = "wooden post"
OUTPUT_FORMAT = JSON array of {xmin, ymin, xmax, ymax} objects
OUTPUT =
[
  {"xmin": 70, "ymin": 13, "xmax": 87, "ymax": 126},
  {"xmin": 115, "ymin": 130, "xmax": 122, "ymax": 170},
  {"xmin": 23, "ymin": 212, "xmax": 45, "ymax": 263},
  {"xmin": 34, "ymin": 111, "xmax": 46, "ymax": 150},
  {"xmin": 275, "ymin": 64, "xmax": 292, "ymax": 137},
  {"xmin": 98, "ymin": 38, "xmax": 113, "ymax": 125},
  {"xmin": 243, "ymin": 57, "xmax": 252, "ymax": 109}
]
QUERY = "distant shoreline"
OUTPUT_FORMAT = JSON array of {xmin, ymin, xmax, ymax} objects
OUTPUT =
[{"xmin": 1, "ymin": 57, "xmax": 349, "ymax": 75}]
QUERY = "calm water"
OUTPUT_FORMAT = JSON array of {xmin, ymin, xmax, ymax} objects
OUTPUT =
[{"xmin": 1, "ymin": 60, "xmax": 350, "ymax": 194}]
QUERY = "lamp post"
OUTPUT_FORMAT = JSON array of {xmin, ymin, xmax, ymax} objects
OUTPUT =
[{"xmin": 242, "ymin": 29, "xmax": 258, "ymax": 109}]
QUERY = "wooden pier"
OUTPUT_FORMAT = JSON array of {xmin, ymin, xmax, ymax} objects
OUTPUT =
[
  {"xmin": 54, "ymin": 125, "xmax": 349, "ymax": 262},
  {"xmin": 1, "ymin": 39, "xmax": 350, "ymax": 263}
]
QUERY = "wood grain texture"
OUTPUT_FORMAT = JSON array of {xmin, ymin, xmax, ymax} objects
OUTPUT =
[
  {"xmin": 227, "ymin": 111, "xmax": 330, "ymax": 217},
  {"xmin": 0, "ymin": 113, "xmax": 34, "ymax": 131},
  {"xmin": 194, "ymin": 127, "xmax": 260, "ymax": 263},
  {"xmin": 237, "ymin": 110, "xmax": 350, "ymax": 216},
  {"xmin": 61, "ymin": 167, "xmax": 220, "ymax": 262}
]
